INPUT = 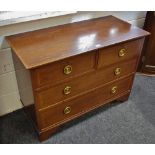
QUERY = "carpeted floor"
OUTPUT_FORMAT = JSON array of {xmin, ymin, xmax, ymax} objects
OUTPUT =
[{"xmin": 0, "ymin": 74, "xmax": 155, "ymax": 144}]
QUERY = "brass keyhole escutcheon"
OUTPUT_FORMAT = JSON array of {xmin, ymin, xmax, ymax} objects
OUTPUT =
[
  {"xmin": 119, "ymin": 48, "xmax": 126, "ymax": 57},
  {"xmin": 64, "ymin": 106, "xmax": 71, "ymax": 114},
  {"xmin": 64, "ymin": 65, "xmax": 72, "ymax": 75},
  {"xmin": 111, "ymin": 86, "xmax": 117, "ymax": 94},
  {"xmin": 114, "ymin": 67, "xmax": 121, "ymax": 75},
  {"xmin": 63, "ymin": 86, "xmax": 71, "ymax": 95}
]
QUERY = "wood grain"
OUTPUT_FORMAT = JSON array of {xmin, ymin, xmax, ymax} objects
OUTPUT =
[
  {"xmin": 7, "ymin": 16, "xmax": 148, "ymax": 141},
  {"xmin": 6, "ymin": 16, "xmax": 149, "ymax": 69},
  {"xmin": 38, "ymin": 76, "xmax": 133, "ymax": 129},
  {"xmin": 31, "ymin": 51, "xmax": 96, "ymax": 88},
  {"xmin": 98, "ymin": 39, "xmax": 143, "ymax": 68},
  {"xmin": 36, "ymin": 58, "xmax": 137, "ymax": 109}
]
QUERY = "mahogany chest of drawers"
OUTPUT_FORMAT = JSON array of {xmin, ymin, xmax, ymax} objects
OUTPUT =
[{"xmin": 6, "ymin": 16, "xmax": 149, "ymax": 141}]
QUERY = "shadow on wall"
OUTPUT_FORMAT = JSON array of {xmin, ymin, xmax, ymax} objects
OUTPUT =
[{"xmin": 0, "ymin": 37, "xmax": 9, "ymax": 49}]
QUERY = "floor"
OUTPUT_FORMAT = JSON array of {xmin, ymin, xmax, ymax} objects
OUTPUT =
[{"xmin": 0, "ymin": 74, "xmax": 155, "ymax": 144}]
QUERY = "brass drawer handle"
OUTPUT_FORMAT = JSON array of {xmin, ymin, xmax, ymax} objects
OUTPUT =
[
  {"xmin": 63, "ymin": 86, "xmax": 71, "ymax": 95},
  {"xmin": 114, "ymin": 67, "xmax": 121, "ymax": 75},
  {"xmin": 119, "ymin": 49, "xmax": 126, "ymax": 57},
  {"xmin": 64, "ymin": 65, "xmax": 72, "ymax": 75},
  {"xmin": 111, "ymin": 86, "xmax": 117, "ymax": 94},
  {"xmin": 64, "ymin": 106, "xmax": 71, "ymax": 114}
]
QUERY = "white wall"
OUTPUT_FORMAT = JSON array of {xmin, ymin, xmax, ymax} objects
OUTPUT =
[{"xmin": 0, "ymin": 11, "xmax": 147, "ymax": 116}]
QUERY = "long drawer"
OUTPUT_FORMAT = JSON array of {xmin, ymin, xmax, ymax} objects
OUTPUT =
[
  {"xmin": 36, "ymin": 58, "xmax": 137, "ymax": 109},
  {"xmin": 98, "ymin": 39, "xmax": 142, "ymax": 68},
  {"xmin": 38, "ymin": 76, "xmax": 133, "ymax": 129}
]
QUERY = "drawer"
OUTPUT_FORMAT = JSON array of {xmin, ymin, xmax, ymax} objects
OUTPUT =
[
  {"xmin": 36, "ymin": 58, "xmax": 137, "ymax": 109},
  {"xmin": 38, "ymin": 76, "xmax": 133, "ymax": 129},
  {"xmin": 32, "ymin": 51, "xmax": 96, "ymax": 88},
  {"xmin": 98, "ymin": 39, "xmax": 142, "ymax": 68}
]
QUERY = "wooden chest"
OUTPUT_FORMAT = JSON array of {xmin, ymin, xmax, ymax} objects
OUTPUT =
[{"xmin": 6, "ymin": 16, "xmax": 149, "ymax": 141}]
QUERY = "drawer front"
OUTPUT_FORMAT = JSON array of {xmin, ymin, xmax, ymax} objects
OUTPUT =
[
  {"xmin": 38, "ymin": 76, "xmax": 133, "ymax": 129},
  {"xmin": 32, "ymin": 51, "xmax": 96, "ymax": 88},
  {"xmin": 36, "ymin": 58, "xmax": 137, "ymax": 109},
  {"xmin": 98, "ymin": 39, "xmax": 142, "ymax": 68}
]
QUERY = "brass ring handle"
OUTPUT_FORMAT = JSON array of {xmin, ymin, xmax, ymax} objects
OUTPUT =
[
  {"xmin": 64, "ymin": 65, "xmax": 72, "ymax": 75},
  {"xmin": 114, "ymin": 67, "xmax": 121, "ymax": 75},
  {"xmin": 64, "ymin": 106, "xmax": 71, "ymax": 114},
  {"xmin": 111, "ymin": 86, "xmax": 117, "ymax": 94},
  {"xmin": 63, "ymin": 86, "xmax": 71, "ymax": 95},
  {"xmin": 118, "ymin": 49, "xmax": 126, "ymax": 57}
]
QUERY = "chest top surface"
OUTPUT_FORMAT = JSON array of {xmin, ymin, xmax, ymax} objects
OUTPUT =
[{"xmin": 6, "ymin": 15, "xmax": 149, "ymax": 69}]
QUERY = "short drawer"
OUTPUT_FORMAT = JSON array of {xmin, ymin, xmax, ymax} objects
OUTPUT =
[
  {"xmin": 38, "ymin": 76, "xmax": 133, "ymax": 129},
  {"xmin": 32, "ymin": 51, "xmax": 96, "ymax": 88},
  {"xmin": 98, "ymin": 39, "xmax": 142, "ymax": 68},
  {"xmin": 36, "ymin": 58, "xmax": 137, "ymax": 109}
]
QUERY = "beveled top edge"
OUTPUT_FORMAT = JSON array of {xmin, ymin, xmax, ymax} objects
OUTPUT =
[{"xmin": 6, "ymin": 15, "xmax": 150, "ymax": 69}]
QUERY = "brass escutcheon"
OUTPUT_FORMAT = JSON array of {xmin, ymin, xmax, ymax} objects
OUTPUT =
[
  {"xmin": 63, "ymin": 86, "xmax": 71, "ymax": 95},
  {"xmin": 119, "ymin": 48, "xmax": 126, "ymax": 57},
  {"xmin": 111, "ymin": 86, "xmax": 117, "ymax": 94},
  {"xmin": 64, "ymin": 106, "xmax": 71, "ymax": 114},
  {"xmin": 114, "ymin": 67, "xmax": 121, "ymax": 75},
  {"xmin": 64, "ymin": 65, "xmax": 72, "ymax": 75}
]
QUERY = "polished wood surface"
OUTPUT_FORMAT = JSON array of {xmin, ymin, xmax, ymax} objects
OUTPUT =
[
  {"xmin": 7, "ymin": 16, "xmax": 148, "ymax": 141},
  {"xmin": 36, "ymin": 58, "xmax": 137, "ymax": 109},
  {"xmin": 6, "ymin": 16, "xmax": 149, "ymax": 69},
  {"xmin": 38, "ymin": 92, "xmax": 131, "ymax": 141},
  {"xmin": 98, "ymin": 39, "xmax": 143, "ymax": 68},
  {"xmin": 138, "ymin": 12, "xmax": 155, "ymax": 74},
  {"xmin": 31, "ymin": 51, "xmax": 96, "ymax": 88},
  {"xmin": 39, "ymin": 76, "xmax": 133, "ymax": 129}
]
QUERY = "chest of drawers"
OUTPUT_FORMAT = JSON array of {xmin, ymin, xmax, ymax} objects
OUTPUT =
[{"xmin": 6, "ymin": 16, "xmax": 149, "ymax": 141}]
